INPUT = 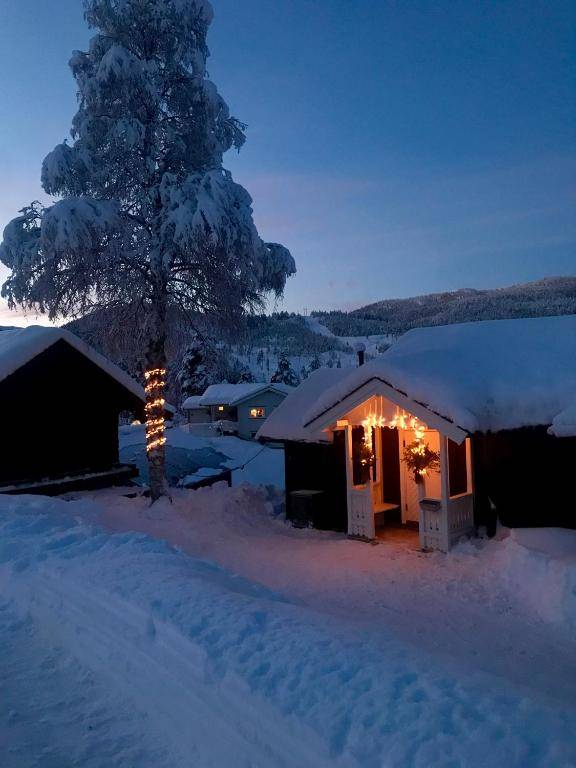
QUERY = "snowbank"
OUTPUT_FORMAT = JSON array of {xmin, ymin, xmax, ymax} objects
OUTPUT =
[
  {"xmin": 119, "ymin": 425, "xmax": 285, "ymax": 489},
  {"xmin": 488, "ymin": 527, "xmax": 576, "ymax": 627},
  {"xmin": 1, "ymin": 492, "xmax": 575, "ymax": 767}
]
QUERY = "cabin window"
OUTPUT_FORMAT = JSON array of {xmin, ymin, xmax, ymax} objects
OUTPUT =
[
  {"xmin": 352, "ymin": 426, "xmax": 371, "ymax": 486},
  {"xmin": 249, "ymin": 407, "xmax": 266, "ymax": 419},
  {"xmin": 218, "ymin": 405, "xmax": 225, "ymax": 412},
  {"xmin": 448, "ymin": 439, "xmax": 468, "ymax": 497}
]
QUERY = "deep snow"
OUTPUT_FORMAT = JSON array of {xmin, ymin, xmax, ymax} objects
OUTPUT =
[
  {"xmin": 303, "ymin": 314, "xmax": 576, "ymax": 434},
  {"xmin": 1, "ymin": 486, "xmax": 575, "ymax": 767},
  {"xmin": 119, "ymin": 424, "xmax": 285, "ymax": 488}
]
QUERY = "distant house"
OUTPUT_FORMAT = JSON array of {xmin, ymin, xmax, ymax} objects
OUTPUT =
[
  {"xmin": 258, "ymin": 316, "xmax": 576, "ymax": 551},
  {"xmin": 183, "ymin": 382, "xmax": 293, "ymax": 439},
  {"xmin": 181, "ymin": 395, "xmax": 210, "ymax": 424},
  {"xmin": 0, "ymin": 325, "xmax": 145, "ymax": 493}
]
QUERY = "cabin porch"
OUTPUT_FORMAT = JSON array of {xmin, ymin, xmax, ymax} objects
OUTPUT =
[{"xmin": 333, "ymin": 395, "xmax": 475, "ymax": 552}]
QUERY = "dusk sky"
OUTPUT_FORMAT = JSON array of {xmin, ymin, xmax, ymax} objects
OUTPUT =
[{"xmin": 0, "ymin": 0, "xmax": 574, "ymax": 322}]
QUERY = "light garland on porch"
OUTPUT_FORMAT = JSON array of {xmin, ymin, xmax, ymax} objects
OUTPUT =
[
  {"xmin": 361, "ymin": 410, "xmax": 427, "ymax": 466},
  {"xmin": 144, "ymin": 368, "xmax": 167, "ymax": 453}
]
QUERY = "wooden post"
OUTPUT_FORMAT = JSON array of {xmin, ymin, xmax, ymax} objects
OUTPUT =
[
  {"xmin": 439, "ymin": 436, "xmax": 450, "ymax": 552},
  {"xmin": 345, "ymin": 424, "xmax": 375, "ymax": 540}
]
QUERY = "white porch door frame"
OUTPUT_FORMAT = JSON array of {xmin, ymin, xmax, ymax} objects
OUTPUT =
[
  {"xmin": 418, "ymin": 436, "xmax": 475, "ymax": 552},
  {"xmin": 398, "ymin": 433, "xmax": 421, "ymax": 525},
  {"xmin": 344, "ymin": 425, "xmax": 375, "ymax": 540}
]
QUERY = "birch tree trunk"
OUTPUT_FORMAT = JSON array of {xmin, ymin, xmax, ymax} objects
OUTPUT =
[{"xmin": 145, "ymin": 283, "xmax": 169, "ymax": 501}]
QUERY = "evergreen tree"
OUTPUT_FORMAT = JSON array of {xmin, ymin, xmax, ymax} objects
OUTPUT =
[
  {"xmin": 308, "ymin": 354, "xmax": 322, "ymax": 372},
  {"xmin": 271, "ymin": 354, "xmax": 300, "ymax": 387},
  {"xmin": 0, "ymin": 0, "xmax": 294, "ymax": 499},
  {"xmin": 227, "ymin": 356, "xmax": 255, "ymax": 383},
  {"xmin": 177, "ymin": 332, "xmax": 218, "ymax": 398}
]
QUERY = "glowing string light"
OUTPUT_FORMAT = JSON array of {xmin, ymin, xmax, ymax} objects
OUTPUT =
[{"xmin": 144, "ymin": 367, "xmax": 167, "ymax": 454}]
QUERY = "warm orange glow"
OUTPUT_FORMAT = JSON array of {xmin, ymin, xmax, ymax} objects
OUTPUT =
[
  {"xmin": 359, "ymin": 408, "xmax": 428, "ymax": 468},
  {"xmin": 145, "ymin": 367, "xmax": 167, "ymax": 453}
]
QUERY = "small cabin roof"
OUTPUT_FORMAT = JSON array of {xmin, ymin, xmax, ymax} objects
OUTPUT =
[
  {"xmin": 182, "ymin": 395, "xmax": 205, "ymax": 410},
  {"xmin": 0, "ymin": 325, "xmax": 145, "ymax": 402},
  {"xmin": 260, "ymin": 315, "xmax": 576, "ymax": 442},
  {"xmin": 257, "ymin": 368, "xmax": 351, "ymax": 443},
  {"xmin": 199, "ymin": 382, "xmax": 293, "ymax": 407},
  {"xmin": 303, "ymin": 315, "xmax": 576, "ymax": 435}
]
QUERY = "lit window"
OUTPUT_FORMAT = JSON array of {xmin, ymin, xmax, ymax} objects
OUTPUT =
[
  {"xmin": 250, "ymin": 407, "xmax": 266, "ymax": 419},
  {"xmin": 218, "ymin": 405, "xmax": 225, "ymax": 412}
]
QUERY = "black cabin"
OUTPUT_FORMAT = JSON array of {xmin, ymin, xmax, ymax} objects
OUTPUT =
[{"xmin": 0, "ymin": 327, "xmax": 144, "ymax": 493}]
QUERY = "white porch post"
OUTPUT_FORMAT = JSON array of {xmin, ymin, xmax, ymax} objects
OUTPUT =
[
  {"xmin": 344, "ymin": 424, "xmax": 375, "ymax": 541},
  {"xmin": 417, "ymin": 437, "xmax": 450, "ymax": 552},
  {"xmin": 439, "ymin": 436, "xmax": 451, "ymax": 552}
]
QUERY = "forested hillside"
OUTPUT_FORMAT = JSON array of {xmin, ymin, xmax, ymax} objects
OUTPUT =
[
  {"xmin": 313, "ymin": 277, "xmax": 576, "ymax": 337},
  {"xmin": 67, "ymin": 276, "xmax": 576, "ymax": 403}
]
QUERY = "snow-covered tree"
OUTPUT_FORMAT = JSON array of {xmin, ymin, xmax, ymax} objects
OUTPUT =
[
  {"xmin": 177, "ymin": 332, "xmax": 217, "ymax": 398},
  {"xmin": 229, "ymin": 358, "xmax": 255, "ymax": 383},
  {"xmin": 0, "ymin": 0, "xmax": 295, "ymax": 499},
  {"xmin": 308, "ymin": 353, "xmax": 322, "ymax": 373},
  {"xmin": 271, "ymin": 354, "xmax": 300, "ymax": 387}
]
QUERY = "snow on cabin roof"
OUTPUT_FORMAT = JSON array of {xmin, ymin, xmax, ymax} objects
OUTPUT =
[
  {"xmin": 199, "ymin": 382, "xmax": 293, "ymax": 407},
  {"xmin": 550, "ymin": 402, "xmax": 576, "ymax": 438},
  {"xmin": 0, "ymin": 325, "xmax": 145, "ymax": 402},
  {"xmin": 182, "ymin": 395, "xmax": 205, "ymax": 410},
  {"xmin": 257, "ymin": 368, "xmax": 351, "ymax": 443},
  {"xmin": 303, "ymin": 315, "xmax": 576, "ymax": 435}
]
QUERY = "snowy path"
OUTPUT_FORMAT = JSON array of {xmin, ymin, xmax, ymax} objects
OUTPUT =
[
  {"xmin": 0, "ymin": 601, "xmax": 174, "ymax": 768},
  {"xmin": 89, "ymin": 484, "xmax": 576, "ymax": 708},
  {"xmin": 1, "ymin": 491, "xmax": 575, "ymax": 766}
]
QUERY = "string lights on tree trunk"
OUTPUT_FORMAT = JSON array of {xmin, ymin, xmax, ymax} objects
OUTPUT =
[{"xmin": 145, "ymin": 367, "xmax": 167, "ymax": 453}]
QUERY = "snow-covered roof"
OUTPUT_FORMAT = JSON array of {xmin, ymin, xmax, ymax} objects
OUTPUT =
[
  {"xmin": 0, "ymin": 325, "xmax": 145, "ymax": 402},
  {"xmin": 257, "ymin": 368, "xmax": 351, "ymax": 443},
  {"xmin": 199, "ymin": 382, "xmax": 293, "ymax": 407},
  {"xmin": 182, "ymin": 395, "xmax": 206, "ymax": 410},
  {"xmin": 303, "ymin": 315, "xmax": 576, "ymax": 435},
  {"xmin": 549, "ymin": 402, "xmax": 576, "ymax": 438}
]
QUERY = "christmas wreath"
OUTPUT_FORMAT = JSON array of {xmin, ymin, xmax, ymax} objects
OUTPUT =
[{"xmin": 403, "ymin": 440, "xmax": 440, "ymax": 484}]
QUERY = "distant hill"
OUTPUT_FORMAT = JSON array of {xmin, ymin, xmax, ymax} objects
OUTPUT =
[
  {"xmin": 312, "ymin": 277, "xmax": 576, "ymax": 337},
  {"xmin": 66, "ymin": 276, "xmax": 576, "ymax": 402}
]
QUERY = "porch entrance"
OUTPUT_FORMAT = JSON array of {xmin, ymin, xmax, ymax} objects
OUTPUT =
[
  {"xmin": 345, "ymin": 422, "xmax": 424, "ymax": 541},
  {"xmin": 341, "ymin": 402, "xmax": 475, "ymax": 550},
  {"xmin": 373, "ymin": 427, "xmax": 420, "ymax": 540}
]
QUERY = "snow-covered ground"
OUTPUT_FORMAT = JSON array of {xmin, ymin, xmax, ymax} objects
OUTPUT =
[
  {"xmin": 1, "ymin": 482, "xmax": 575, "ymax": 767},
  {"xmin": 120, "ymin": 423, "xmax": 285, "ymax": 488}
]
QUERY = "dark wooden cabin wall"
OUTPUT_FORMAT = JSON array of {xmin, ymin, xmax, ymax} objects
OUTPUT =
[
  {"xmin": 284, "ymin": 438, "xmax": 348, "ymax": 531},
  {"xmin": 0, "ymin": 340, "xmax": 142, "ymax": 485},
  {"xmin": 448, "ymin": 439, "xmax": 467, "ymax": 497},
  {"xmin": 472, "ymin": 427, "xmax": 576, "ymax": 531}
]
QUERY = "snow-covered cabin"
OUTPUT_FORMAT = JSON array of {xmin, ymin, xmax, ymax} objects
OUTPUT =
[
  {"xmin": 0, "ymin": 326, "xmax": 145, "ymax": 493},
  {"xmin": 258, "ymin": 316, "xmax": 576, "ymax": 551},
  {"xmin": 183, "ymin": 382, "xmax": 293, "ymax": 439},
  {"xmin": 181, "ymin": 395, "xmax": 210, "ymax": 424}
]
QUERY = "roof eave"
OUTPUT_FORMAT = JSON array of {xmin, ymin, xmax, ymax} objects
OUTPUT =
[{"xmin": 303, "ymin": 376, "xmax": 469, "ymax": 444}]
